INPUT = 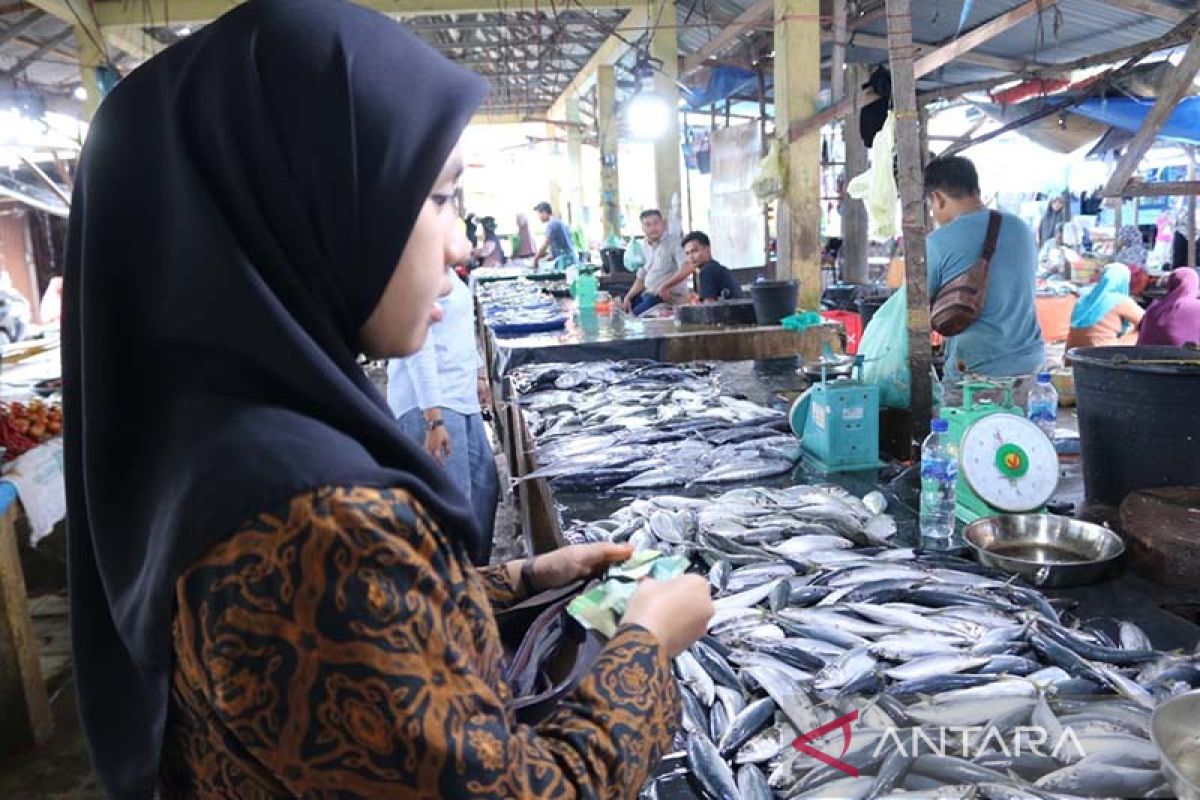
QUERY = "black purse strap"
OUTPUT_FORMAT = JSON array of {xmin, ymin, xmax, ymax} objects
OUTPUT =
[{"xmin": 981, "ymin": 210, "xmax": 1003, "ymax": 263}]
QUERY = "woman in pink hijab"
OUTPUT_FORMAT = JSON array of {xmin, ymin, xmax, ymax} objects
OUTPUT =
[{"xmin": 1138, "ymin": 268, "xmax": 1200, "ymax": 347}]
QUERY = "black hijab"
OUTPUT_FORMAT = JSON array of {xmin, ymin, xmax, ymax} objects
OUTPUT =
[{"xmin": 61, "ymin": 1, "xmax": 487, "ymax": 796}]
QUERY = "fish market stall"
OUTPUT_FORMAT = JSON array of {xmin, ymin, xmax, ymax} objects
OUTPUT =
[
  {"xmin": 502, "ymin": 358, "xmax": 1200, "ymax": 800},
  {"xmin": 474, "ymin": 278, "xmax": 843, "ymax": 378}
]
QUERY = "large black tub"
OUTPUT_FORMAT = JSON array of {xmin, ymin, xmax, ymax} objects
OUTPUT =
[{"xmin": 1071, "ymin": 346, "xmax": 1200, "ymax": 506}]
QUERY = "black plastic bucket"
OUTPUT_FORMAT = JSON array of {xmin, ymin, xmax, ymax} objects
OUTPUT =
[
  {"xmin": 1071, "ymin": 346, "xmax": 1200, "ymax": 506},
  {"xmin": 600, "ymin": 247, "xmax": 626, "ymax": 273},
  {"xmin": 750, "ymin": 279, "xmax": 799, "ymax": 326}
]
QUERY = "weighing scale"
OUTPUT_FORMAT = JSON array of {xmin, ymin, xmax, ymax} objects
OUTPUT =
[
  {"xmin": 790, "ymin": 353, "xmax": 882, "ymax": 473},
  {"xmin": 941, "ymin": 381, "xmax": 1058, "ymax": 523}
]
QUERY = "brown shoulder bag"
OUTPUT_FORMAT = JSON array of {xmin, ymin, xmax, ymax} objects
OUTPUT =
[{"xmin": 930, "ymin": 210, "xmax": 1002, "ymax": 337}]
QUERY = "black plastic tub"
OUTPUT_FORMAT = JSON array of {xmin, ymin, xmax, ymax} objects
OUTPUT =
[
  {"xmin": 750, "ymin": 279, "xmax": 799, "ymax": 326},
  {"xmin": 1070, "ymin": 346, "xmax": 1200, "ymax": 506}
]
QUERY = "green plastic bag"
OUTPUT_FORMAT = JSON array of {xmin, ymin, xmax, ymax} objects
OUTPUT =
[
  {"xmin": 624, "ymin": 238, "xmax": 645, "ymax": 273},
  {"xmin": 859, "ymin": 286, "xmax": 910, "ymax": 409}
]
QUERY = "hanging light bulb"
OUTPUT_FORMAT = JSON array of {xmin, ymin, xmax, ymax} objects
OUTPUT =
[
  {"xmin": 178, "ymin": 26, "xmax": 192, "ymax": 36},
  {"xmin": 73, "ymin": 86, "xmax": 87, "ymax": 101},
  {"xmin": 626, "ymin": 53, "xmax": 671, "ymax": 141}
]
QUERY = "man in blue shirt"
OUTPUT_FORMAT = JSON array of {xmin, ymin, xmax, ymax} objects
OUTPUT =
[
  {"xmin": 925, "ymin": 156, "xmax": 1044, "ymax": 403},
  {"xmin": 532, "ymin": 201, "xmax": 575, "ymax": 268}
]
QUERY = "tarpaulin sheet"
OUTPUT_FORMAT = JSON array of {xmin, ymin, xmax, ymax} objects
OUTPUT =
[
  {"xmin": 685, "ymin": 66, "xmax": 758, "ymax": 109},
  {"xmin": 1074, "ymin": 96, "xmax": 1200, "ymax": 146}
]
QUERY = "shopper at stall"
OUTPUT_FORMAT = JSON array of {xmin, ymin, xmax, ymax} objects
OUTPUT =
[
  {"xmin": 621, "ymin": 209, "xmax": 687, "ymax": 315},
  {"xmin": 1113, "ymin": 224, "xmax": 1153, "ymax": 296},
  {"xmin": 475, "ymin": 215, "xmax": 506, "ymax": 268},
  {"xmin": 1038, "ymin": 194, "xmax": 1068, "ymax": 248},
  {"xmin": 1066, "ymin": 263, "xmax": 1144, "ymax": 351},
  {"xmin": 532, "ymin": 201, "xmax": 575, "ymax": 268},
  {"xmin": 514, "ymin": 212, "xmax": 537, "ymax": 258},
  {"xmin": 1138, "ymin": 267, "xmax": 1200, "ymax": 347},
  {"xmin": 659, "ymin": 230, "xmax": 744, "ymax": 301},
  {"xmin": 61, "ymin": 2, "xmax": 712, "ymax": 797},
  {"xmin": 387, "ymin": 268, "xmax": 500, "ymax": 556},
  {"xmin": 924, "ymin": 156, "xmax": 1045, "ymax": 402}
]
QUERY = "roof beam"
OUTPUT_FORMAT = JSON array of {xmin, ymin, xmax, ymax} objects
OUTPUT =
[
  {"xmin": 3, "ymin": 27, "xmax": 71, "ymax": 76},
  {"xmin": 25, "ymin": 0, "xmax": 163, "ymax": 61},
  {"xmin": 914, "ymin": 0, "xmax": 1056, "ymax": 76},
  {"xmin": 1104, "ymin": 0, "xmax": 1189, "ymax": 25},
  {"xmin": 0, "ymin": 10, "xmax": 46, "ymax": 47},
  {"xmin": 1102, "ymin": 34, "xmax": 1200, "ymax": 197},
  {"xmin": 853, "ymin": 31, "xmax": 1029, "ymax": 74},
  {"xmin": 1119, "ymin": 180, "xmax": 1200, "ymax": 197},
  {"xmin": 547, "ymin": 2, "xmax": 649, "ymax": 119},
  {"xmin": 681, "ymin": 0, "xmax": 770, "ymax": 75},
  {"xmin": 93, "ymin": 0, "xmax": 632, "ymax": 27}
]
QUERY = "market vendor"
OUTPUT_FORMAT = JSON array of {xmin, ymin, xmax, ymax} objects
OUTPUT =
[
  {"xmin": 532, "ymin": 201, "xmax": 575, "ymax": 268},
  {"xmin": 657, "ymin": 230, "xmax": 745, "ymax": 302},
  {"xmin": 1138, "ymin": 267, "xmax": 1200, "ymax": 347},
  {"xmin": 61, "ymin": 2, "xmax": 713, "ymax": 796},
  {"xmin": 475, "ymin": 215, "xmax": 506, "ymax": 269},
  {"xmin": 924, "ymin": 156, "xmax": 1045, "ymax": 404},
  {"xmin": 621, "ymin": 209, "xmax": 687, "ymax": 315},
  {"xmin": 1066, "ymin": 263, "xmax": 1145, "ymax": 351}
]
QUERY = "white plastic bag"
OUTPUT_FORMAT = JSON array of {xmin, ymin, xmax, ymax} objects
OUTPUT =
[{"xmin": 847, "ymin": 111, "xmax": 898, "ymax": 240}]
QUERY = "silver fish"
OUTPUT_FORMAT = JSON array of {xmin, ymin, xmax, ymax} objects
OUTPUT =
[
  {"xmin": 883, "ymin": 654, "xmax": 991, "ymax": 682},
  {"xmin": 676, "ymin": 650, "xmax": 716, "ymax": 707},
  {"xmin": 736, "ymin": 764, "xmax": 772, "ymax": 800},
  {"xmin": 686, "ymin": 734, "xmax": 740, "ymax": 800},
  {"xmin": 744, "ymin": 664, "xmax": 822, "ymax": 734}
]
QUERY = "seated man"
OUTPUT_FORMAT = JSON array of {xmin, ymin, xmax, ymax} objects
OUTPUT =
[
  {"xmin": 926, "ymin": 155, "xmax": 1045, "ymax": 405},
  {"xmin": 621, "ymin": 209, "xmax": 687, "ymax": 315},
  {"xmin": 660, "ymin": 231, "xmax": 745, "ymax": 302}
]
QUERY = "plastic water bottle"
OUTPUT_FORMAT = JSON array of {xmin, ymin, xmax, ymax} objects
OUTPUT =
[
  {"xmin": 1027, "ymin": 373, "xmax": 1059, "ymax": 441},
  {"xmin": 920, "ymin": 418, "xmax": 958, "ymax": 551}
]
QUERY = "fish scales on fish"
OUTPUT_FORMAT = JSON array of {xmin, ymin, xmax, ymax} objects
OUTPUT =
[{"xmin": 553, "ymin": 474, "xmax": 1194, "ymax": 798}]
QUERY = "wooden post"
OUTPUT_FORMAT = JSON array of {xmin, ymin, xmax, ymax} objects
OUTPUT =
[
  {"xmin": 1189, "ymin": 146, "xmax": 1197, "ymax": 267},
  {"xmin": 1103, "ymin": 35, "xmax": 1200, "ymax": 197},
  {"xmin": 649, "ymin": 0, "xmax": 682, "ymax": 216},
  {"xmin": 74, "ymin": 23, "xmax": 103, "ymax": 121},
  {"xmin": 842, "ymin": 63, "xmax": 869, "ymax": 283},
  {"xmin": 597, "ymin": 65, "xmax": 621, "ymax": 241},
  {"xmin": 886, "ymin": 0, "xmax": 933, "ymax": 453},
  {"xmin": 757, "ymin": 66, "xmax": 772, "ymax": 271},
  {"xmin": 565, "ymin": 95, "xmax": 584, "ymax": 226},
  {"xmin": 774, "ymin": 0, "xmax": 823, "ymax": 309},
  {"xmin": 0, "ymin": 504, "xmax": 53, "ymax": 752}
]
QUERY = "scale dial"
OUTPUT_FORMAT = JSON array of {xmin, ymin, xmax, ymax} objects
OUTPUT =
[{"xmin": 959, "ymin": 413, "xmax": 1058, "ymax": 513}]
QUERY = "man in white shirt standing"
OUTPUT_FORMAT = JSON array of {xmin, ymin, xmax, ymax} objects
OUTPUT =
[
  {"xmin": 621, "ymin": 209, "xmax": 690, "ymax": 315},
  {"xmin": 387, "ymin": 269, "xmax": 499, "ymax": 558}
]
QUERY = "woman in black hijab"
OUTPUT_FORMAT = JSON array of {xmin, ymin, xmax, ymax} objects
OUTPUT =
[{"xmin": 62, "ymin": 1, "xmax": 712, "ymax": 797}]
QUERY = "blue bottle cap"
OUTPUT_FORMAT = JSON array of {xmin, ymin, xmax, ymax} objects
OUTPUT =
[
  {"xmin": 1037, "ymin": 372, "xmax": 1052, "ymax": 383},
  {"xmin": 931, "ymin": 419, "xmax": 949, "ymax": 433}
]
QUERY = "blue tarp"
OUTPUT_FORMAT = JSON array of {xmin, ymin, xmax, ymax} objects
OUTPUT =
[
  {"xmin": 685, "ymin": 65, "xmax": 759, "ymax": 110},
  {"xmin": 1073, "ymin": 96, "xmax": 1200, "ymax": 146}
]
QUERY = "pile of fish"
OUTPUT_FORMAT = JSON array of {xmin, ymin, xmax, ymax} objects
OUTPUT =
[
  {"xmin": 477, "ymin": 278, "xmax": 567, "ymax": 328},
  {"xmin": 513, "ymin": 361, "xmax": 800, "ymax": 491},
  {"xmin": 563, "ymin": 486, "xmax": 1200, "ymax": 800}
]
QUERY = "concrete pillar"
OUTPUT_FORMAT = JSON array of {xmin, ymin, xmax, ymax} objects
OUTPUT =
[
  {"xmin": 598, "ymin": 65, "xmax": 622, "ymax": 240},
  {"xmin": 566, "ymin": 95, "xmax": 584, "ymax": 225},
  {"xmin": 773, "ymin": 0, "xmax": 822, "ymax": 308},
  {"xmin": 649, "ymin": 0, "xmax": 681, "ymax": 217}
]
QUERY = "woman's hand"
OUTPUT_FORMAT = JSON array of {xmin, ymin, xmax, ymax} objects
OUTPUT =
[
  {"xmin": 526, "ymin": 542, "xmax": 633, "ymax": 591},
  {"xmin": 621, "ymin": 575, "xmax": 714, "ymax": 658}
]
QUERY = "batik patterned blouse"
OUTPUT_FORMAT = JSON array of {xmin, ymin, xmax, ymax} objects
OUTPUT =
[{"xmin": 158, "ymin": 486, "xmax": 679, "ymax": 798}]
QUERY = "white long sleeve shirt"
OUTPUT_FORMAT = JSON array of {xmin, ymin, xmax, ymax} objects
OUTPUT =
[{"xmin": 386, "ymin": 272, "xmax": 483, "ymax": 417}]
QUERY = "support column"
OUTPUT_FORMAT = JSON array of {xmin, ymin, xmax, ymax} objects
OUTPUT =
[
  {"xmin": 840, "ymin": 59, "xmax": 869, "ymax": 283},
  {"xmin": 1189, "ymin": 146, "xmax": 1197, "ymax": 267},
  {"xmin": 566, "ymin": 95, "xmax": 584, "ymax": 225},
  {"xmin": 886, "ymin": 0, "xmax": 933, "ymax": 453},
  {"xmin": 649, "ymin": 0, "xmax": 681, "ymax": 217},
  {"xmin": 597, "ymin": 64, "xmax": 622, "ymax": 240},
  {"xmin": 74, "ymin": 23, "xmax": 103, "ymax": 120},
  {"xmin": 774, "ymin": 0, "xmax": 822, "ymax": 308}
]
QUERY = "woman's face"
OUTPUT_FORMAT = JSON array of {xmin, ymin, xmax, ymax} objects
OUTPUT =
[{"xmin": 360, "ymin": 146, "xmax": 469, "ymax": 358}]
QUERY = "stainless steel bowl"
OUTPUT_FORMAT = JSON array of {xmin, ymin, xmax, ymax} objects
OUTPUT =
[
  {"xmin": 962, "ymin": 514, "xmax": 1124, "ymax": 587},
  {"xmin": 800, "ymin": 355, "xmax": 855, "ymax": 381},
  {"xmin": 1151, "ymin": 689, "xmax": 1200, "ymax": 800}
]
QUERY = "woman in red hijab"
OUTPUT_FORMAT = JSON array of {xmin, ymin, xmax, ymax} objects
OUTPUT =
[{"xmin": 1139, "ymin": 268, "xmax": 1200, "ymax": 347}]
